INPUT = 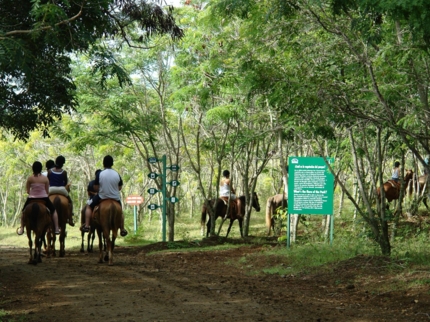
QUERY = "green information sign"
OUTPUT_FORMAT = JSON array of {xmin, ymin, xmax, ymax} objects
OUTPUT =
[{"xmin": 288, "ymin": 157, "xmax": 334, "ymax": 215}]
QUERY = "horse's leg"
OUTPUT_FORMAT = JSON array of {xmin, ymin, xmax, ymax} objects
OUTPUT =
[
  {"xmin": 225, "ymin": 219, "xmax": 234, "ymax": 238},
  {"xmin": 59, "ymin": 231, "xmax": 65, "ymax": 257},
  {"xmin": 36, "ymin": 234, "xmax": 42, "ymax": 263},
  {"xmin": 27, "ymin": 231, "xmax": 33, "ymax": 264},
  {"xmin": 89, "ymin": 230, "xmax": 95, "ymax": 252},
  {"xmin": 80, "ymin": 230, "xmax": 85, "ymax": 253},
  {"xmin": 109, "ymin": 234, "xmax": 116, "ymax": 266},
  {"xmin": 206, "ymin": 218, "xmax": 211, "ymax": 238},
  {"xmin": 217, "ymin": 217, "xmax": 227, "ymax": 236},
  {"xmin": 423, "ymin": 196, "xmax": 430, "ymax": 210},
  {"xmin": 97, "ymin": 228, "xmax": 104, "ymax": 263},
  {"xmin": 103, "ymin": 229, "xmax": 110, "ymax": 262},
  {"xmin": 238, "ymin": 218, "xmax": 244, "ymax": 238}
]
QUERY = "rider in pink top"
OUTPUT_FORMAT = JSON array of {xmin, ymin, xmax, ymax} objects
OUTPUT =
[{"xmin": 17, "ymin": 161, "xmax": 61, "ymax": 235}]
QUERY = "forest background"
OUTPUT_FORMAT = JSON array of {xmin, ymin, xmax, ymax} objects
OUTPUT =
[{"xmin": 2, "ymin": 0, "xmax": 430, "ymax": 256}]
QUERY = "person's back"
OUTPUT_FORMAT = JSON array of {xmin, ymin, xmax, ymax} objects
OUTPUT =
[
  {"xmin": 81, "ymin": 155, "xmax": 127, "ymax": 236},
  {"xmin": 392, "ymin": 161, "xmax": 400, "ymax": 183},
  {"xmin": 48, "ymin": 155, "xmax": 74, "ymax": 226},
  {"xmin": 98, "ymin": 168, "xmax": 122, "ymax": 200}
]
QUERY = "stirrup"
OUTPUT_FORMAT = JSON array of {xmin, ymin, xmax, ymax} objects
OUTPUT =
[
  {"xmin": 120, "ymin": 229, "xmax": 128, "ymax": 237},
  {"xmin": 16, "ymin": 227, "xmax": 24, "ymax": 235}
]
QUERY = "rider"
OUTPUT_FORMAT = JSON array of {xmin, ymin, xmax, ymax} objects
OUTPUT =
[
  {"xmin": 391, "ymin": 161, "xmax": 400, "ymax": 183},
  {"xmin": 219, "ymin": 170, "xmax": 241, "ymax": 218},
  {"xmin": 47, "ymin": 155, "xmax": 75, "ymax": 226},
  {"xmin": 42, "ymin": 159, "xmax": 55, "ymax": 177},
  {"xmin": 87, "ymin": 169, "xmax": 102, "ymax": 200},
  {"xmin": 81, "ymin": 155, "xmax": 128, "ymax": 237},
  {"xmin": 17, "ymin": 161, "xmax": 61, "ymax": 235}
]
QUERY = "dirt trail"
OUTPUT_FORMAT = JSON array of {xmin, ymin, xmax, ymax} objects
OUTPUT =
[{"xmin": 1, "ymin": 243, "xmax": 430, "ymax": 322}]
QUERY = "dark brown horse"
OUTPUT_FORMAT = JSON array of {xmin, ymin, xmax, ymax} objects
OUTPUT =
[
  {"xmin": 93, "ymin": 199, "xmax": 122, "ymax": 265},
  {"xmin": 80, "ymin": 205, "xmax": 96, "ymax": 253},
  {"xmin": 23, "ymin": 200, "xmax": 52, "ymax": 265},
  {"xmin": 201, "ymin": 192, "xmax": 261, "ymax": 238},
  {"xmin": 46, "ymin": 194, "xmax": 69, "ymax": 257},
  {"xmin": 376, "ymin": 169, "xmax": 414, "ymax": 205},
  {"xmin": 265, "ymin": 193, "xmax": 287, "ymax": 236}
]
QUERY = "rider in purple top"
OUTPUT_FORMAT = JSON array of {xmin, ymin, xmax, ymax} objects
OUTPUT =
[{"xmin": 47, "ymin": 155, "xmax": 75, "ymax": 226}]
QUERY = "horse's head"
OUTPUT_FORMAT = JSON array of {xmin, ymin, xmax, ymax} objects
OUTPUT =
[
  {"xmin": 251, "ymin": 192, "xmax": 261, "ymax": 212},
  {"xmin": 404, "ymin": 169, "xmax": 414, "ymax": 183}
]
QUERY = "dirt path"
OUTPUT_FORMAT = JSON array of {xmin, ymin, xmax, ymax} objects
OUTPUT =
[{"xmin": 1, "ymin": 242, "xmax": 430, "ymax": 322}]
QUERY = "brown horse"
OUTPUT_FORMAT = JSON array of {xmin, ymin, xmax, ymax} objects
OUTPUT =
[
  {"xmin": 93, "ymin": 199, "xmax": 122, "ymax": 265},
  {"xmin": 201, "ymin": 192, "xmax": 261, "ymax": 238},
  {"xmin": 376, "ymin": 169, "xmax": 414, "ymax": 205},
  {"xmin": 23, "ymin": 200, "xmax": 52, "ymax": 265},
  {"xmin": 47, "ymin": 194, "xmax": 69, "ymax": 257},
  {"xmin": 265, "ymin": 193, "xmax": 287, "ymax": 236}
]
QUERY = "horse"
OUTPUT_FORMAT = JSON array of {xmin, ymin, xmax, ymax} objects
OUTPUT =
[
  {"xmin": 376, "ymin": 169, "xmax": 414, "ymax": 206},
  {"xmin": 265, "ymin": 193, "xmax": 287, "ymax": 236},
  {"xmin": 406, "ymin": 173, "xmax": 430, "ymax": 210},
  {"xmin": 46, "ymin": 194, "xmax": 69, "ymax": 257},
  {"xmin": 22, "ymin": 200, "xmax": 52, "ymax": 265},
  {"xmin": 80, "ymin": 205, "xmax": 96, "ymax": 253},
  {"xmin": 93, "ymin": 199, "xmax": 122, "ymax": 265},
  {"xmin": 201, "ymin": 192, "xmax": 261, "ymax": 238}
]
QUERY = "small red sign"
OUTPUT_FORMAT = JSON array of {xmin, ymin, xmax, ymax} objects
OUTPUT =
[{"xmin": 125, "ymin": 195, "xmax": 144, "ymax": 205}]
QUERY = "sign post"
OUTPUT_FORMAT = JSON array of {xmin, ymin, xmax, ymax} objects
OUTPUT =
[
  {"xmin": 147, "ymin": 156, "xmax": 180, "ymax": 242},
  {"xmin": 125, "ymin": 195, "xmax": 144, "ymax": 234},
  {"xmin": 287, "ymin": 157, "xmax": 335, "ymax": 248}
]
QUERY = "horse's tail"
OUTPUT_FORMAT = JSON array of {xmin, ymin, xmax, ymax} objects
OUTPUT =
[
  {"xmin": 30, "ymin": 202, "xmax": 39, "ymax": 231},
  {"xmin": 110, "ymin": 201, "xmax": 121, "ymax": 235},
  {"xmin": 53, "ymin": 196, "xmax": 62, "ymax": 225},
  {"xmin": 266, "ymin": 197, "xmax": 273, "ymax": 236}
]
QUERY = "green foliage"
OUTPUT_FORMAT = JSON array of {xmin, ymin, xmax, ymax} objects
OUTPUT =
[{"xmin": 0, "ymin": 0, "xmax": 183, "ymax": 140}]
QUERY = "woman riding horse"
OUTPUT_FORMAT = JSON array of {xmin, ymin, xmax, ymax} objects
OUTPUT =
[
  {"xmin": 17, "ymin": 161, "xmax": 60, "ymax": 236},
  {"xmin": 377, "ymin": 169, "xmax": 413, "ymax": 204}
]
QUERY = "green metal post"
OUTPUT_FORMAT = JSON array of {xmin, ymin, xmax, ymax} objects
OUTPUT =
[
  {"xmin": 133, "ymin": 206, "xmax": 137, "ymax": 234},
  {"xmin": 287, "ymin": 212, "xmax": 291, "ymax": 249},
  {"xmin": 162, "ymin": 155, "xmax": 167, "ymax": 242},
  {"xmin": 330, "ymin": 214, "xmax": 334, "ymax": 245}
]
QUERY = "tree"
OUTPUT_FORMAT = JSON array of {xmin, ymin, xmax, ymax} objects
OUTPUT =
[{"xmin": 0, "ymin": 0, "xmax": 183, "ymax": 140}]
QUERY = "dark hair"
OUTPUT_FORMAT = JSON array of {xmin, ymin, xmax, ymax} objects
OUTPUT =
[
  {"xmin": 394, "ymin": 161, "xmax": 400, "ymax": 167},
  {"xmin": 103, "ymin": 155, "xmax": 114, "ymax": 168},
  {"xmin": 46, "ymin": 159, "xmax": 55, "ymax": 170},
  {"xmin": 32, "ymin": 161, "xmax": 43, "ymax": 174},
  {"xmin": 222, "ymin": 170, "xmax": 230, "ymax": 177},
  {"xmin": 55, "ymin": 155, "xmax": 66, "ymax": 168},
  {"xmin": 95, "ymin": 169, "xmax": 102, "ymax": 177}
]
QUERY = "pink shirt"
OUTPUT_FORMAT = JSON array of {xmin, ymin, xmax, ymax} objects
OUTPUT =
[{"xmin": 29, "ymin": 183, "xmax": 48, "ymax": 198}]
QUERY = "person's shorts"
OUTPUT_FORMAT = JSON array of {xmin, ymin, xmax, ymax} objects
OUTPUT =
[{"xmin": 49, "ymin": 186, "xmax": 69, "ymax": 197}]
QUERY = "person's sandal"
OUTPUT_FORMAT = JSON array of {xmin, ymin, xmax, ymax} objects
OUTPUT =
[
  {"xmin": 120, "ymin": 229, "xmax": 128, "ymax": 237},
  {"xmin": 80, "ymin": 224, "xmax": 90, "ymax": 233},
  {"xmin": 16, "ymin": 227, "xmax": 24, "ymax": 235}
]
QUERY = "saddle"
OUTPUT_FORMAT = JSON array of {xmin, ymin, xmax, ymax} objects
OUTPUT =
[
  {"xmin": 387, "ymin": 180, "xmax": 400, "ymax": 189},
  {"xmin": 220, "ymin": 197, "xmax": 238, "ymax": 216}
]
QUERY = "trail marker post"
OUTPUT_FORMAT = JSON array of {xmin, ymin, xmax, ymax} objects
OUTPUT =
[
  {"xmin": 125, "ymin": 195, "xmax": 144, "ymax": 234},
  {"xmin": 147, "ymin": 155, "xmax": 180, "ymax": 242}
]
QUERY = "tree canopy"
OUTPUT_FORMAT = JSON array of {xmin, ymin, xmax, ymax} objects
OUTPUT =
[{"xmin": 0, "ymin": 0, "xmax": 183, "ymax": 140}]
